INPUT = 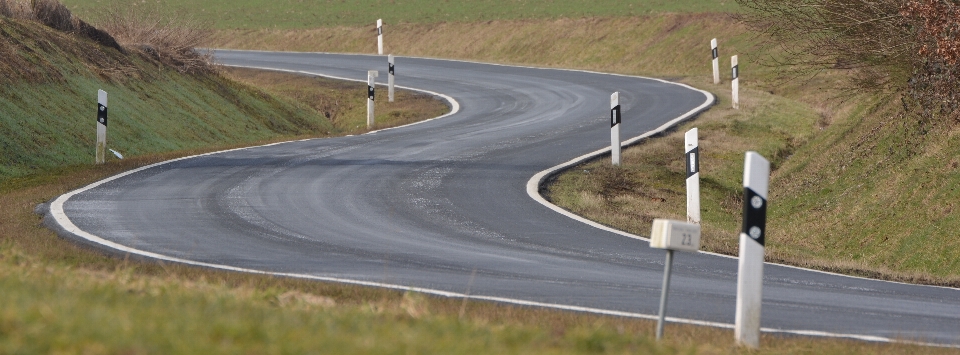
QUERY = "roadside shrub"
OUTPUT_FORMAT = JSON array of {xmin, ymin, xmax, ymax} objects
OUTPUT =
[
  {"xmin": 30, "ymin": 0, "xmax": 69, "ymax": 31},
  {"xmin": 0, "ymin": 0, "xmax": 212, "ymax": 75},
  {"xmin": 901, "ymin": 0, "xmax": 960, "ymax": 123},
  {"xmin": 0, "ymin": 0, "xmax": 34, "ymax": 20},
  {"xmin": 0, "ymin": 0, "xmax": 123, "ymax": 52},
  {"xmin": 737, "ymin": 0, "xmax": 960, "ymax": 123},
  {"xmin": 94, "ymin": 4, "xmax": 213, "ymax": 74}
]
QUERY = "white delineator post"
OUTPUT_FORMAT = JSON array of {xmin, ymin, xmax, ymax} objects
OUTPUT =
[
  {"xmin": 731, "ymin": 55, "xmax": 740, "ymax": 109},
  {"xmin": 711, "ymin": 38, "xmax": 720, "ymax": 85},
  {"xmin": 388, "ymin": 54, "xmax": 395, "ymax": 102},
  {"xmin": 377, "ymin": 19, "xmax": 383, "ymax": 55},
  {"xmin": 367, "ymin": 70, "xmax": 378, "ymax": 128},
  {"xmin": 735, "ymin": 151, "xmax": 769, "ymax": 349},
  {"xmin": 685, "ymin": 128, "xmax": 700, "ymax": 224},
  {"xmin": 95, "ymin": 89, "xmax": 108, "ymax": 165},
  {"xmin": 610, "ymin": 92, "xmax": 622, "ymax": 166}
]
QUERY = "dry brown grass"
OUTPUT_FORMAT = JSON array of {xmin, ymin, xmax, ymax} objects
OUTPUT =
[
  {"xmin": 0, "ymin": 0, "xmax": 31, "ymax": 20},
  {"xmin": 0, "ymin": 14, "xmax": 139, "ymax": 83},
  {"xmin": 221, "ymin": 67, "xmax": 450, "ymax": 134},
  {"xmin": 93, "ymin": 3, "xmax": 213, "ymax": 74},
  {"xmin": 0, "ymin": 0, "xmax": 211, "ymax": 74},
  {"xmin": 211, "ymin": 13, "xmax": 755, "ymax": 78},
  {"xmin": 3, "ymin": 0, "xmax": 123, "ymax": 50}
]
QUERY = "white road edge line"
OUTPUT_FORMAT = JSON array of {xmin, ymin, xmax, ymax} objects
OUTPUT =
[
  {"xmin": 217, "ymin": 64, "xmax": 460, "ymax": 134},
  {"xmin": 48, "ymin": 53, "xmax": 959, "ymax": 348}
]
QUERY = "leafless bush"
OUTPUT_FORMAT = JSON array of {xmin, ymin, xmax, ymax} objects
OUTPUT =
[
  {"xmin": 0, "ymin": 0, "xmax": 34, "ymax": 20},
  {"xmin": 736, "ymin": 0, "xmax": 914, "ymax": 89},
  {"xmin": 31, "ymin": 0, "xmax": 69, "ymax": 31},
  {"xmin": 901, "ymin": 0, "xmax": 960, "ymax": 123},
  {"xmin": 94, "ymin": 4, "xmax": 213, "ymax": 74},
  {"xmin": 737, "ymin": 0, "xmax": 960, "ymax": 123},
  {"xmin": 0, "ymin": 0, "xmax": 123, "ymax": 51}
]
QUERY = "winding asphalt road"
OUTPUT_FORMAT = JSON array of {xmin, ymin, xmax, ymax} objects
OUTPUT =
[{"xmin": 48, "ymin": 51, "xmax": 960, "ymax": 346}]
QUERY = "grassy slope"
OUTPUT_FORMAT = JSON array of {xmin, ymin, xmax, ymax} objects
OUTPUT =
[
  {"xmin": 0, "ymin": 17, "xmax": 329, "ymax": 182},
  {"xmin": 61, "ymin": 0, "xmax": 739, "ymax": 29},
  {"xmin": 1, "ymin": 1, "xmax": 958, "ymax": 353},
  {"xmin": 0, "ymin": 18, "xmax": 447, "ymax": 185}
]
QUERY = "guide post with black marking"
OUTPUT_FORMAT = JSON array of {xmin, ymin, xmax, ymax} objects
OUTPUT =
[
  {"xmin": 367, "ymin": 70, "xmax": 378, "ymax": 128},
  {"xmin": 376, "ymin": 19, "xmax": 383, "ymax": 55},
  {"xmin": 388, "ymin": 54, "xmax": 395, "ymax": 102},
  {"xmin": 735, "ymin": 151, "xmax": 769, "ymax": 349},
  {"xmin": 610, "ymin": 92, "xmax": 622, "ymax": 166},
  {"xmin": 95, "ymin": 89, "xmax": 108, "ymax": 165},
  {"xmin": 732, "ymin": 55, "xmax": 740, "ymax": 109},
  {"xmin": 685, "ymin": 128, "xmax": 700, "ymax": 224},
  {"xmin": 711, "ymin": 38, "xmax": 720, "ymax": 85},
  {"xmin": 650, "ymin": 219, "xmax": 700, "ymax": 340}
]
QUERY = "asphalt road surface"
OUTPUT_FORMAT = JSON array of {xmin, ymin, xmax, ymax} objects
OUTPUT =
[{"xmin": 49, "ymin": 51, "xmax": 960, "ymax": 346}]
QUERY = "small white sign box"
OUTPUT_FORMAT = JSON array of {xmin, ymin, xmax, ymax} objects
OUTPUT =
[
  {"xmin": 650, "ymin": 218, "xmax": 701, "ymax": 340},
  {"xmin": 650, "ymin": 219, "xmax": 701, "ymax": 252}
]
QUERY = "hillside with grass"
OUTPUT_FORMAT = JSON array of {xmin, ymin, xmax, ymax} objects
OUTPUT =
[
  {"xmin": 0, "ymin": 1, "xmax": 447, "ymax": 185},
  {"xmin": 0, "ymin": 10, "xmax": 321, "ymax": 182},
  {"xmin": 1, "ymin": 0, "xmax": 959, "ymax": 353}
]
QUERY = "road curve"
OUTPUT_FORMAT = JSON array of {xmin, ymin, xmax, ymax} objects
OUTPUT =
[{"xmin": 48, "ymin": 51, "xmax": 960, "ymax": 346}]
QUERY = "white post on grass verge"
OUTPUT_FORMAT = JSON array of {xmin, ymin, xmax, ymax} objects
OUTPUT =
[
  {"xmin": 388, "ymin": 54, "xmax": 395, "ymax": 102},
  {"xmin": 650, "ymin": 219, "xmax": 701, "ymax": 341},
  {"xmin": 610, "ymin": 92, "xmax": 622, "ymax": 166},
  {"xmin": 377, "ymin": 19, "xmax": 383, "ymax": 55},
  {"xmin": 711, "ymin": 38, "xmax": 720, "ymax": 85},
  {"xmin": 95, "ymin": 89, "xmax": 108, "ymax": 165},
  {"xmin": 735, "ymin": 151, "xmax": 769, "ymax": 349},
  {"xmin": 367, "ymin": 70, "xmax": 378, "ymax": 128},
  {"xmin": 685, "ymin": 128, "xmax": 700, "ymax": 224},
  {"xmin": 731, "ymin": 55, "xmax": 740, "ymax": 109}
]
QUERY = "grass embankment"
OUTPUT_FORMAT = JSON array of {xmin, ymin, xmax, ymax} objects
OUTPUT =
[
  {"xmin": 61, "ymin": 0, "xmax": 740, "ymax": 29},
  {"xmin": 2, "ymin": 1, "xmax": 957, "ymax": 353},
  {"xmin": 0, "ymin": 17, "xmax": 446, "ymax": 183},
  {"xmin": 195, "ymin": 10, "xmax": 960, "ymax": 285},
  {"xmin": 0, "ymin": 14, "xmax": 329, "ymax": 182}
]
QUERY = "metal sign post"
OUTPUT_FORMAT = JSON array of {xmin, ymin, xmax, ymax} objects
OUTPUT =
[{"xmin": 649, "ymin": 219, "xmax": 701, "ymax": 340}]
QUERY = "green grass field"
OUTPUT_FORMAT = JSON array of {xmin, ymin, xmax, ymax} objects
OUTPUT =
[{"xmin": 60, "ymin": 0, "xmax": 740, "ymax": 29}]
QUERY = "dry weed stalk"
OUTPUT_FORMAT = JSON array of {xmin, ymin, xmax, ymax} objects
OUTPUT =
[{"xmin": 94, "ymin": 4, "xmax": 213, "ymax": 74}]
